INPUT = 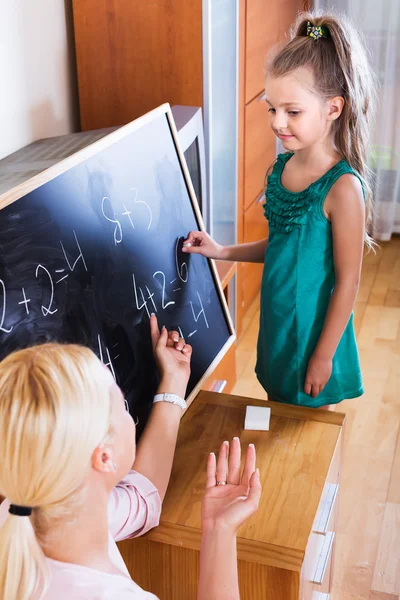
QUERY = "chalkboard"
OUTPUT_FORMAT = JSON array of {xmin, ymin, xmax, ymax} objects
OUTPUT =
[{"xmin": 0, "ymin": 105, "xmax": 235, "ymax": 436}]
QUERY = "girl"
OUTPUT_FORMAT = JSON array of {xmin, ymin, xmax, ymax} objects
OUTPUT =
[
  {"xmin": 184, "ymin": 11, "xmax": 376, "ymax": 408},
  {"xmin": 0, "ymin": 315, "xmax": 261, "ymax": 600}
]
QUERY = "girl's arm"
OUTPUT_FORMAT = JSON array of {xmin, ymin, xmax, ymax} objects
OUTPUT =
[
  {"xmin": 183, "ymin": 231, "xmax": 268, "ymax": 264},
  {"xmin": 198, "ymin": 440, "xmax": 261, "ymax": 600},
  {"xmin": 304, "ymin": 174, "xmax": 365, "ymax": 398},
  {"xmin": 133, "ymin": 315, "xmax": 191, "ymax": 501},
  {"xmin": 183, "ymin": 164, "xmax": 274, "ymax": 265}
]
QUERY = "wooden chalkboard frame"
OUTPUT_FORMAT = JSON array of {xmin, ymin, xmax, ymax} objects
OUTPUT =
[{"xmin": 0, "ymin": 103, "xmax": 236, "ymax": 411}]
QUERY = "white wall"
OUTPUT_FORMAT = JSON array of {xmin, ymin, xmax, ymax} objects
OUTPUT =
[{"xmin": 0, "ymin": 1, "xmax": 79, "ymax": 160}]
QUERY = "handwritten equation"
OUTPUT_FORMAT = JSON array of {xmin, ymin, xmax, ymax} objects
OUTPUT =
[{"xmin": 0, "ymin": 188, "xmax": 209, "ymax": 376}]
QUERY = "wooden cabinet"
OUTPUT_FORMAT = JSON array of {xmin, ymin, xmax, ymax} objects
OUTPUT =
[
  {"xmin": 245, "ymin": 1, "xmax": 279, "ymax": 104},
  {"xmin": 118, "ymin": 391, "xmax": 345, "ymax": 599},
  {"xmin": 237, "ymin": 0, "xmax": 305, "ymax": 332},
  {"xmin": 244, "ymin": 93, "xmax": 275, "ymax": 211},
  {"xmin": 72, "ymin": 1, "xmax": 203, "ymax": 130},
  {"xmin": 243, "ymin": 196, "xmax": 268, "ymax": 311}
]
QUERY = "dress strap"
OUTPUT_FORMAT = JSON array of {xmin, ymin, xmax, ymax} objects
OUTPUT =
[{"xmin": 317, "ymin": 161, "xmax": 365, "ymax": 208}]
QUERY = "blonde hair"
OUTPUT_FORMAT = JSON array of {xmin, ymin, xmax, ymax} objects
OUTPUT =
[
  {"xmin": 267, "ymin": 10, "xmax": 377, "ymax": 249},
  {"xmin": 0, "ymin": 343, "xmax": 113, "ymax": 600}
]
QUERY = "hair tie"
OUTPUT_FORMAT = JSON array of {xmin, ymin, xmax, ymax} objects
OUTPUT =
[
  {"xmin": 307, "ymin": 22, "xmax": 328, "ymax": 40},
  {"xmin": 9, "ymin": 504, "xmax": 32, "ymax": 517}
]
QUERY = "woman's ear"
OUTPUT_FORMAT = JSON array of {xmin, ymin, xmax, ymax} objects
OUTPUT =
[
  {"xmin": 92, "ymin": 443, "xmax": 116, "ymax": 474},
  {"xmin": 327, "ymin": 96, "xmax": 345, "ymax": 121}
]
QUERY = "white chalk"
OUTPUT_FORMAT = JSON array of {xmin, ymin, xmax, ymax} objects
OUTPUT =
[{"xmin": 244, "ymin": 405, "xmax": 271, "ymax": 431}]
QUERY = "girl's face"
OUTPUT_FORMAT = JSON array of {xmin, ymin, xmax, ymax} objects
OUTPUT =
[{"xmin": 265, "ymin": 67, "xmax": 333, "ymax": 152}]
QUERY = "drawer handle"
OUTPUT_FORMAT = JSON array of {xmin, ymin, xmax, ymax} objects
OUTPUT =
[
  {"xmin": 314, "ymin": 483, "xmax": 338, "ymax": 535},
  {"xmin": 312, "ymin": 592, "xmax": 331, "ymax": 600},
  {"xmin": 312, "ymin": 531, "xmax": 335, "ymax": 585},
  {"xmin": 210, "ymin": 380, "xmax": 227, "ymax": 393},
  {"xmin": 258, "ymin": 92, "xmax": 267, "ymax": 103}
]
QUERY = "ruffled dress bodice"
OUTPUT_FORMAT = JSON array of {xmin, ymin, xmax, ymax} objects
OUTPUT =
[
  {"xmin": 263, "ymin": 152, "xmax": 351, "ymax": 233},
  {"xmin": 256, "ymin": 153, "xmax": 364, "ymax": 408}
]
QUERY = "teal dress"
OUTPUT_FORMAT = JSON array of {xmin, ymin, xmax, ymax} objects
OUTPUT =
[{"xmin": 256, "ymin": 153, "xmax": 364, "ymax": 408}]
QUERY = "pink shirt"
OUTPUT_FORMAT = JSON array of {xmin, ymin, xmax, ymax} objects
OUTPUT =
[{"xmin": 0, "ymin": 470, "xmax": 161, "ymax": 599}]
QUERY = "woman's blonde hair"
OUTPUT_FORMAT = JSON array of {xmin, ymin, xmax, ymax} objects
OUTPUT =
[
  {"xmin": 0, "ymin": 343, "xmax": 113, "ymax": 600},
  {"xmin": 267, "ymin": 10, "xmax": 377, "ymax": 249}
]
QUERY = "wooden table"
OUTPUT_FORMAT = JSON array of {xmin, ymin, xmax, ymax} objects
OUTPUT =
[{"xmin": 119, "ymin": 391, "xmax": 345, "ymax": 600}]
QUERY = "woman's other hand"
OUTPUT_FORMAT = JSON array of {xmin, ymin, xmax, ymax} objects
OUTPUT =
[{"xmin": 202, "ymin": 438, "xmax": 262, "ymax": 534}]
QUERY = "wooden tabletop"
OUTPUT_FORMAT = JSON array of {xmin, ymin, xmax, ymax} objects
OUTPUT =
[{"xmin": 144, "ymin": 391, "xmax": 345, "ymax": 571}]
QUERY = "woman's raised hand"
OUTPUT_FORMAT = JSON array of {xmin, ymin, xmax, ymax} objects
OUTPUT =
[
  {"xmin": 201, "ymin": 438, "xmax": 262, "ymax": 533},
  {"xmin": 150, "ymin": 314, "xmax": 192, "ymax": 392},
  {"xmin": 183, "ymin": 231, "xmax": 226, "ymax": 260}
]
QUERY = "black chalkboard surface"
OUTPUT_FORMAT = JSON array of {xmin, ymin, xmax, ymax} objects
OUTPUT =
[{"xmin": 0, "ymin": 105, "xmax": 235, "ymax": 435}]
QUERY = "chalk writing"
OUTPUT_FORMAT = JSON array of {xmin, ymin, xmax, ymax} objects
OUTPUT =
[
  {"xmin": 60, "ymin": 230, "xmax": 88, "ymax": 272},
  {"xmin": 18, "ymin": 287, "xmax": 31, "ymax": 315},
  {"xmin": 0, "ymin": 279, "xmax": 13, "ymax": 333},
  {"xmin": 97, "ymin": 334, "xmax": 116, "ymax": 380},
  {"xmin": 190, "ymin": 292, "xmax": 209, "ymax": 329},
  {"xmin": 35, "ymin": 265, "xmax": 58, "ymax": 317},
  {"xmin": 130, "ymin": 188, "xmax": 153, "ymax": 231},
  {"xmin": 153, "ymin": 271, "xmax": 175, "ymax": 309},
  {"xmin": 102, "ymin": 196, "xmax": 123, "ymax": 245},
  {"xmin": 175, "ymin": 238, "xmax": 188, "ymax": 283}
]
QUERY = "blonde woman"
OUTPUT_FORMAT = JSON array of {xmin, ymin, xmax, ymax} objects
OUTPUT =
[{"xmin": 0, "ymin": 314, "xmax": 261, "ymax": 599}]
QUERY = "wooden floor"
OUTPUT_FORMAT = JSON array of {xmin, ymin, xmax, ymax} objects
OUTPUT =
[{"xmin": 232, "ymin": 236, "xmax": 400, "ymax": 600}]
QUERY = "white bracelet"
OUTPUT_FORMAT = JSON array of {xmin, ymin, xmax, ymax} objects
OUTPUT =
[{"xmin": 153, "ymin": 393, "xmax": 187, "ymax": 411}]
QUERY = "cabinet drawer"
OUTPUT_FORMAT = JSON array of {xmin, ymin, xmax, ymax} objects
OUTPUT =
[
  {"xmin": 312, "ymin": 531, "xmax": 335, "ymax": 593},
  {"xmin": 312, "ymin": 432, "xmax": 341, "ymax": 534},
  {"xmin": 202, "ymin": 342, "xmax": 236, "ymax": 394},
  {"xmin": 313, "ymin": 483, "xmax": 338, "ymax": 535},
  {"xmin": 244, "ymin": 94, "xmax": 276, "ymax": 211},
  {"xmin": 242, "ymin": 195, "xmax": 269, "ymax": 312},
  {"xmin": 301, "ymin": 530, "xmax": 334, "ymax": 600},
  {"xmin": 245, "ymin": 0, "xmax": 279, "ymax": 103}
]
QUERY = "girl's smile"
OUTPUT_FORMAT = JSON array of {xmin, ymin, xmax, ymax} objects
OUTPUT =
[{"xmin": 277, "ymin": 133, "xmax": 295, "ymax": 141}]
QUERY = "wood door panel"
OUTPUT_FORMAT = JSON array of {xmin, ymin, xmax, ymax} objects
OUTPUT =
[
  {"xmin": 245, "ymin": 0, "xmax": 280, "ymax": 104},
  {"xmin": 244, "ymin": 93, "xmax": 275, "ymax": 212},
  {"xmin": 243, "ymin": 195, "xmax": 269, "ymax": 313},
  {"xmin": 73, "ymin": 0, "xmax": 203, "ymax": 130}
]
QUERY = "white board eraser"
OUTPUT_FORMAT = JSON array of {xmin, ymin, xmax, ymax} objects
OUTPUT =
[{"xmin": 244, "ymin": 405, "xmax": 271, "ymax": 431}]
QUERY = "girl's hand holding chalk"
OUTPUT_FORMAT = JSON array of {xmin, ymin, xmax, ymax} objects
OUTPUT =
[{"xmin": 183, "ymin": 231, "xmax": 225, "ymax": 260}]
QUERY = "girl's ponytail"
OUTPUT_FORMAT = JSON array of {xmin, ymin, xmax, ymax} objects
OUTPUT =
[
  {"xmin": 0, "ymin": 514, "xmax": 48, "ymax": 599},
  {"xmin": 268, "ymin": 10, "xmax": 377, "ymax": 249},
  {"xmin": 0, "ymin": 343, "xmax": 113, "ymax": 600}
]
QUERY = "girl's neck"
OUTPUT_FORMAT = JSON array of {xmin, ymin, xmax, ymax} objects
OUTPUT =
[
  {"xmin": 292, "ymin": 138, "xmax": 342, "ymax": 173},
  {"xmin": 40, "ymin": 486, "xmax": 120, "ymax": 575}
]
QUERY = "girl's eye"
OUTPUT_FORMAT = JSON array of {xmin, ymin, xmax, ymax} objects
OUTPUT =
[
  {"xmin": 288, "ymin": 111, "xmax": 300, "ymax": 116},
  {"xmin": 268, "ymin": 108, "xmax": 276, "ymax": 114}
]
